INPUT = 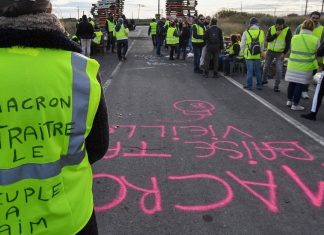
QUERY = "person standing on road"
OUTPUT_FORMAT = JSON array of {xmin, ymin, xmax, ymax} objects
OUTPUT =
[
  {"xmin": 240, "ymin": 17, "xmax": 265, "ymax": 90},
  {"xmin": 166, "ymin": 20, "xmax": 179, "ymax": 60},
  {"xmin": 76, "ymin": 14, "xmax": 94, "ymax": 57},
  {"xmin": 0, "ymin": 0, "xmax": 109, "ymax": 234},
  {"xmin": 177, "ymin": 20, "xmax": 190, "ymax": 60},
  {"xmin": 285, "ymin": 20, "xmax": 319, "ymax": 111},
  {"xmin": 301, "ymin": 40, "xmax": 324, "ymax": 120},
  {"xmin": 156, "ymin": 19, "xmax": 165, "ymax": 56},
  {"xmin": 262, "ymin": 18, "xmax": 292, "ymax": 92},
  {"xmin": 148, "ymin": 18, "xmax": 157, "ymax": 48},
  {"xmin": 295, "ymin": 11, "xmax": 324, "ymax": 99},
  {"xmin": 203, "ymin": 18, "xmax": 224, "ymax": 78},
  {"xmin": 106, "ymin": 13, "xmax": 116, "ymax": 53},
  {"xmin": 192, "ymin": 14, "xmax": 206, "ymax": 73},
  {"xmin": 115, "ymin": 18, "xmax": 129, "ymax": 61}
]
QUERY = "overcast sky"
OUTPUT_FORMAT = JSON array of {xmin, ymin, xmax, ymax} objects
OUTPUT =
[{"xmin": 52, "ymin": 0, "xmax": 323, "ymax": 19}]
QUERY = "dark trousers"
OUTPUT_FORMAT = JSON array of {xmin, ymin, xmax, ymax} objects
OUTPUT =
[
  {"xmin": 106, "ymin": 32, "xmax": 115, "ymax": 52},
  {"xmin": 169, "ymin": 45, "xmax": 177, "ymax": 59},
  {"xmin": 287, "ymin": 82, "xmax": 305, "ymax": 105},
  {"xmin": 156, "ymin": 35, "xmax": 163, "ymax": 55},
  {"xmin": 151, "ymin": 35, "xmax": 157, "ymax": 47},
  {"xmin": 193, "ymin": 47, "xmax": 202, "ymax": 71},
  {"xmin": 77, "ymin": 210, "xmax": 98, "ymax": 235},
  {"xmin": 177, "ymin": 45, "xmax": 187, "ymax": 59},
  {"xmin": 204, "ymin": 50, "xmax": 219, "ymax": 74},
  {"xmin": 117, "ymin": 40, "xmax": 128, "ymax": 60},
  {"xmin": 223, "ymin": 56, "xmax": 234, "ymax": 74}
]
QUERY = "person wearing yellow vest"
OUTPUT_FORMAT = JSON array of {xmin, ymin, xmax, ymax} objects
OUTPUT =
[
  {"xmin": 261, "ymin": 18, "xmax": 292, "ymax": 92},
  {"xmin": 106, "ymin": 13, "xmax": 116, "ymax": 53},
  {"xmin": 192, "ymin": 14, "xmax": 206, "ymax": 73},
  {"xmin": 285, "ymin": 20, "xmax": 319, "ymax": 111},
  {"xmin": 115, "ymin": 18, "xmax": 129, "ymax": 61},
  {"xmin": 295, "ymin": 11, "xmax": 324, "ymax": 99},
  {"xmin": 148, "ymin": 18, "xmax": 158, "ymax": 48},
  {"xmin": 240, "ymin": 17, "xmax": 265, "ymax": 90},
  {"xmin": 222, "ymin": 34, "xmax": 241, "ymax": 76},
  {"xmin": 0, "ymin": 1, "xmax": 109, "ymax": 234},
  {"xmin": 166, "ymin": 20, "xmax": 180, "ymax": 60}
]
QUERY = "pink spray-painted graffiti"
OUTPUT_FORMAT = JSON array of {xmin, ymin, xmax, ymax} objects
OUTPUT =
[
  {"xmin": 95, "ymin": 100, "xmax": 322, "ymax": 215},
  {"xmin": 94, "ymin": 166, "xmax": 324, "ymax": 214}
]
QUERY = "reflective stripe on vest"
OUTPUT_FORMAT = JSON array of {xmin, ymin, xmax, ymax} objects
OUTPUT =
[
  {"xmin": 192, "ymin": 24, "xmax": 205, "ymax": 43},
  {"xmin": 0, "ymin": 47, "xmax": 101, "ymax": 235},
  {"xmin": 288, "ymin": 34, "xmax": 318, "ymax": 72},
  {"xmin": 107, "ymin": 19, "xmax": 116, "ymax": 33},
  {"xmin": 166, "ymin": 27, "xmax": 179, "ymax": 45},
  {"xmin": 115, "ymin": 24, "xmax": 129, "ymax": 40},
  {"xmin": 244, "ymin": 29, "xmax": 264, "ymax": 59},
  {"xmin": 267, "ymin": 25, "xmax": 289, "ymax": 52},
  {"xmin": 150, "ymin": 22, "xmax": 157, "ymax": 35}
]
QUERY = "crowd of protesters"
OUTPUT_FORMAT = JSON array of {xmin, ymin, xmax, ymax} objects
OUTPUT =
[
  {"xmin": 73, "ymin": 11, "xmax": 323, "ymax": 121},
  {"xmin": 146, "ymin": 12, "xmax": 324, "ymax": 121}
]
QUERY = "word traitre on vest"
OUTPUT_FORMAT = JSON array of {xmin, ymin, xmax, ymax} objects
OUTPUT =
[{"xmin": 0, "ymin": 96, "xmax": 73, "ymax": 163}]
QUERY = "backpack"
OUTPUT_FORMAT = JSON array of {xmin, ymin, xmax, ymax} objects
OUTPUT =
[{"xmin": 247, "ymin": 30, "xmax": 261, "ymax": 55}]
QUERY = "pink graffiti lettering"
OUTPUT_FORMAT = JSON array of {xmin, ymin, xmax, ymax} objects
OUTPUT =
[
  {"xmin": 104, "ymin": 141, "xmax": 122, "ymax": 159},
  {"xmin": 227, "ymin": 170, "xmax": 278, "ymax": 213},
  {"xmin": 94, "ymin": 174, "xmax": 127, "ymax": 212},
  {"xmin": 242, "ymin": 141, "xmax": 258, "ymax": 165},
  {"xmin": 222, "ymin": 125, "xmax": 254, "ymax": 140},
  {"xmin": 213, "ymin": 141, "xmax": 244, "ymax": 160},
  {"xmin": 282, "ymin": 165, "xmax": 324, "ymax": 207},
  {"xmin": 263, "ymin": 142, "xmax": 315, "ymax": 161},
  {"xmin": 121, "ymin": 177, "xmax": 162, "ymax": 215},
  {"xmin": 179, "ymin": 126, "xmax": 210, "ymax": 137},
  {"xmin": 123, "ymin": 141, "xmax": 172, "ymax": 158},
  {"xmin": 184, "ymin": 141, "xmax": 216, "ymax": 158},
  {"xmin": 168, "ymin": 174, "xmax": 234, "ymax": 212}
]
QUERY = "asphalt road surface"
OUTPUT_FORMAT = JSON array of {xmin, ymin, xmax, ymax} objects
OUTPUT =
[{"xmin": 92, "ymin": 26, "xmax": 324, "ymax": 235}]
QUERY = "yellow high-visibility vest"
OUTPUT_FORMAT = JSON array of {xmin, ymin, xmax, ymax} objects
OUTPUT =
[
  {"xmin": 267, "ymin": 25, "xmax": 289, "ymax": 52},
  {"xmin": 0, "ymin": 47, "xmax": 101, "ymax": 235}
]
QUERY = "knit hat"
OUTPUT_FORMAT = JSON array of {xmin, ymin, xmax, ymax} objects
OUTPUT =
[
  {"xmin": 0, "ymin": 0, "xmax": 51, "ymax": 17},
  {"xmin": 249, "ymin": 17, "xmax": 258, "ymax": 25}
]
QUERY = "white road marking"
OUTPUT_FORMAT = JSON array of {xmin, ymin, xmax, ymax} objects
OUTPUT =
[{"xmin": 223, "ymin": 74, "xmax": 324, "ymax": 147}]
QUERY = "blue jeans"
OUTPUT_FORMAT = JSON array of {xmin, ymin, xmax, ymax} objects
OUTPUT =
[
  {"xmin": 245, "ymin": 59, "xmax": 262, "ymax": 89},
  {"xmin": 193, "ymin": 47, "xmax": 202, "ymax": 70}
]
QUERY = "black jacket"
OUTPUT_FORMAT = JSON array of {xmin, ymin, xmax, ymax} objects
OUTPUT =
[
  {"xmin": 203, "ymin": 25, "xmax": 224, "ymax": 52},
  {"xmin": 76, "ymin": 20, "xmax": 94, "ymax": 39},
  {"xmin": 179, "ymin": 26, "xmax": 190, "ymax": 47},
  {"xmin": 0, "ymin": 14, "xmax": 109, "ymax": 164}
]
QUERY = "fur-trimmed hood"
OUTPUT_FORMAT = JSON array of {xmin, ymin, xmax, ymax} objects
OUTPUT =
[{"xmin": 0, "ymin": 13, "xmax": 81, "ymax": 53}]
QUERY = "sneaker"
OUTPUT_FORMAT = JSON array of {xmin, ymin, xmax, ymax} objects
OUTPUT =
[
  {"xmin": 257, "ymin": 86, "xmax": 263, "ymax": 90},
  {"xmin": 291, "ymin": 105, "xmax": 305, "ymax": 111},
  {"xmin": 301, "ymin": 91, "xmax": 309, "ymax": 99},
  {"xmin": 203, "ymin": 72, "xmax": 208, "ymax": 78},
  {"xmin": 243, "ymin": 85, "xmax": 252, "ymax": 90},
  {"xmin": 274, "ymin": 87, "xmax": 280, "ymax": 92},
  {"xmin": 286, "ymin": 101, "xmax": 292, "ymax": 107},
  {"xmin": 213, "ymin": 72, "xmax": 219, "ymax": 78},
  {"xmin": 262, "ymin": 81, "xmax": 268, "ymax": 85},
  {"xmin": 301, "ymin": 113, "xmax": 316, "ymax": 121}
]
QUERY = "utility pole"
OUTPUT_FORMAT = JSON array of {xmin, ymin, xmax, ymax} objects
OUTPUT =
[
  {"xmin": 322, "ymin": 0, "xmax": 324, "ymax": 15},
  {"xmin": 77, "ymin": 6, "xmax": 79, "ymax": 19},
  {"xmin": 158, "ymin": 0, "xmax": 160, "ymax": 16},
  {"xmin": 305, "ymin": 0, "xmax": 308, "ymax": 16},
  {"xmin": 241, "ymin": 1, "xmax": 243, "ymax": 13}
]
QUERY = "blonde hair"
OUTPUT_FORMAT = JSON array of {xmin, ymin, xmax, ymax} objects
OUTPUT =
[{"xmin": 302, "ymin": 19, "xmax": 315, "ymax": 31}]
